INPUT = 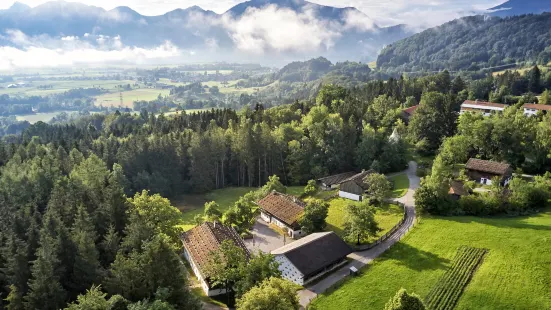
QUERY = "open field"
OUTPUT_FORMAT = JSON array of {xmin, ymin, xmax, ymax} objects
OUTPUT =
[
  {"xmin": 173, "ymin": 187, "xmax": 255, "ymax": 231},
  {"xmin": 389, "ymin": 173, "xmax": 409, "ymax": 198},
  {"xmin": 311, "ymin": 210, "xmax": 551, "ymax": 310},
  {"xmin": 325, "ymin": 198, "xmax": 404, "ymax": 244},
  {"xmin": 94, "ymin": 88, "xmax": 171, "ymax": 108},
  {"xmin": 203, "ymin": 80, "xmax": 272, "ymax": 95},
  {"xmin": 0, "ymin": 79, "xmax": 136, "ymax": 96}
]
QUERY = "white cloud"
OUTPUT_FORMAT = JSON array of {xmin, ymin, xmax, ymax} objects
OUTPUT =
[
  {"xmin": 0, "ymin": 30, "xmax": 183, "ymax": 71},
  {"xmin": 220, "ymin": 4, "xmax": 341, "ymax": 54}
]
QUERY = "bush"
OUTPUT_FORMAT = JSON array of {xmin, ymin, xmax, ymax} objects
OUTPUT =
[{"xmin": 458, "ymin": 195, "xmax": 486, "ymax": 215}]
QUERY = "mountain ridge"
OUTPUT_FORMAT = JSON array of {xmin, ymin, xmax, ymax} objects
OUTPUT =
[{"xmin": 0, "ymin": 0, "xmax": 411, "ymax": 64}]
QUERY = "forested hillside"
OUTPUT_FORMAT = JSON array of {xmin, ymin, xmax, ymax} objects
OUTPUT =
[
  {"xmin": 3, "ymin": 63, "xmax": 551, "ymax": 308},
  {"xmin": 376, "ymin": 13, "xmax": 551, "ymax": 73}
]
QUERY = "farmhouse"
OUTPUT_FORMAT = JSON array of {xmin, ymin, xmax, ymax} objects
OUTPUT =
[
  {"xmin": 257, "ymin": 191, "xmax": 305, "ymax": 238},
  {"xmin": 181, "ymin": 222, "xmax": 250, "ymax": 297},
  {"xmin": 271, "ymin": 232, "xmax": 352, "ymax": 285},
  {"xmin": 317, "ymin": 171, "xmax": 358, "ymax": 190},
  {"xmin": 465, "ymin": 158, "xmax": 513, "ymax": 186},
  {"xmin": 460, "ymin": 100, "xmax": 508, "ymax": 116},
  {"xmin": 449, "ymin": 180, "xmax": 470, "ymax": 200},
  {"xmin": 522, "ymin": 103, "xmax": 551, "ymax": 116},
  {"xmin": 338, "ymin": 170, "xmax": 374, "ymax": 201}
]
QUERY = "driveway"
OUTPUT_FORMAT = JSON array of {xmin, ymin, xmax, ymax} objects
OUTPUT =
[
  {"xmin": 244, "ymin": 218, "xmax": 295, "ymax": 254},
  {"xmin": 298, "ymin": 161, "xmax": 420, "ymax": 308}
]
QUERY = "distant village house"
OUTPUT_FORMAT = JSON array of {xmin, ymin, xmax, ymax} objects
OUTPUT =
[
  {"xmin": 460, "ymin": 100, "xmax": 508, "ymax": 116},
  {"xmin": 257, "ymin": 191, "xmax": 305, "ymax": 238},
  {"xmin": 271, "ymin": 232, "xmax": 352, "ymax": 285},
  {"xmin": 181, "ymin": 222, "xmax": 250, "ymax": 297},
  {"xmin": 465, "ymin": 158, "xmax": 513, "ymax": 186}
]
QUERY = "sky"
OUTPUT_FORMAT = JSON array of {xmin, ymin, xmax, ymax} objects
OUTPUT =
[{"xmin": 0, "ymin": 0, "xmax": 505, "ymax": 27}]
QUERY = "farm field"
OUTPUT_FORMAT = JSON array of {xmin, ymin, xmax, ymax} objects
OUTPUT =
[
  {"xmin": 310, "ymin": 210, "xmax": 551, "ymax": 310},
  {"xmin": 0, "ymin": 79, "xmax": 136, "ymax": 96},
  {"xmin": 94, "ymin": 88, "xmax": 171, "ymax": 108},
  {"xmin": 389, "ymin": 173, "xmax": 409, "ymax": 198},
  {"xmin": 325, "ymin": 198, "xmax": 404, "ymax": 244},
  {"xmin": 173, "ymin": 187, "xmax": 255, "ymax": 231}
]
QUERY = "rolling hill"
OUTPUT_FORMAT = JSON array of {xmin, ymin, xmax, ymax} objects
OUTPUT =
[{"xmin": 376, "ymin": 13, "xmax": 551, "ymax": 72}]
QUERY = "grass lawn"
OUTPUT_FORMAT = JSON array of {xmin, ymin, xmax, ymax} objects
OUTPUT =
[
  {"xmin": 287, "ymin": 186, "xmax": 304, "ymax": 197},
  {"xmin": 389, "ymin": 174, "xmax": 409, "ymax": 198},
  {"xmin": 311, "ymin": 210, "xmax": 551, "ymax": 310},
  {"xmin": 173, "ymin": 187, "xmax": 255, "ymax": 231},
  {"xmin": 325, "ymin": 198, "xmax": 404, "ymax": 244}
]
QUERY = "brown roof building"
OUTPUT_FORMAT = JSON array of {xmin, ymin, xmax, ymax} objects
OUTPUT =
[
  {"xmin": 449, "ymin": 180, "xmax": 470, "ymax": 199},
  {"xmin": 258, "ymin": 191, "xmax": 305, "ymax": 238},
  {"xmin": 181, "ymin": 222, "xmax": 250, "ymax": 296},
  {"xmin": 465, "ymin": 158, "xmax": 513, "ymax": 186}
]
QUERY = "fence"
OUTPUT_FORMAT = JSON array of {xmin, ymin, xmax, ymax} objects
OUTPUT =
[{"xmin": 354, "ymin": 201, "xmax": 413, "ymax": 252}]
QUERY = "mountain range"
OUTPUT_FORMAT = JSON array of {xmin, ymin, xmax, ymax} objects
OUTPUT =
[
  {"xmin": 0, "ymin": 0, "xmax": 412, "ymax": 64},
  {"xmin": 1, "ymin": 0, "xmax": 551, "ymax": 66}
]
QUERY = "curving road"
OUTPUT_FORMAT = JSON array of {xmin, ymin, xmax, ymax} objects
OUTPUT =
[{"xmin": 298, "ymin": 161, "xmax": 420, "ymax": 308}]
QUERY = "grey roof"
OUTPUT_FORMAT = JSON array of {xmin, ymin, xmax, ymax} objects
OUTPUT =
[
  {"xmin": 339, "ymin": 170, "xmax": 375, "ymax": 195},
  {"xmin": 317, "ymin": 172, "xmax": 358, "ymax": 186},
  {"xmin": 271, "ymin": 232, "xmax": 352, "ymax": 278}
]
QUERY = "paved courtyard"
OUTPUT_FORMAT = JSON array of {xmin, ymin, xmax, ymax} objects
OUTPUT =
[{"xmin": 244, "ymin": 218, "xmax": 295, "ymax": 253}]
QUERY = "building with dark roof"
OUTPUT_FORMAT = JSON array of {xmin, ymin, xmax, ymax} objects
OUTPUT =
[
  {"xmin": 317, "ymin": 171, "xmax": 358, "ymax": 190},
  {"xmin": 257, "ymin": 191, "xmax": 305, "ymax": 238},
  {"xmin": 271, "ymin": 232, "xmax": 352, "ymax": 285},
  {"xmin": 181, "ymin": 222, "xmax": 250, "ymax": 296},
  {"xmin": 465, "ymin": 158, "xmax": 513, "ymax": 186},
  {"xmin": 338, "ymin": 170, "xmax": 375, "ymax": 201}
]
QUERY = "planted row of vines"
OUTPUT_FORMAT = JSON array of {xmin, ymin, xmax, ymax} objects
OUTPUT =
[{"xmin": 425, "ymin": 246, "xmax": 488, "ymax": 310}]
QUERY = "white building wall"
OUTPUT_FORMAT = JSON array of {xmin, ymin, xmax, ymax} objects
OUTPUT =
[
  {"xmin": 183, "ymin": 247, "xmax": 227, "ymax": 297},
  {"xmin": 339, "ymin": 190, "xmax": 362, "ymax": 201},
  {"xmin": 523, "ymin": 108, "xmax": 538, "ymax": 116},
  {"xmin": 275, "ymin": 255, "xmax": 304, "ymax": 285},
  {"xmin": 260, "ymin": 211, "xmax": 271, "ymax": 223}
]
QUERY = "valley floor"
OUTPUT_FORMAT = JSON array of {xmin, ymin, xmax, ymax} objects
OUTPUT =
[{"xmin": 310, "ymin": 210, "xmax": 551, "ymax": 309}]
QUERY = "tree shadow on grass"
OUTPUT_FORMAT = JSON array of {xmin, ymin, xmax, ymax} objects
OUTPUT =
[
  {"xmin": 382, "ymin": 242, "xmax": 450, "ymax": 272},
  {"xmin": 436, "ymin": 211, "xmax": 551, "ymax": 232}
]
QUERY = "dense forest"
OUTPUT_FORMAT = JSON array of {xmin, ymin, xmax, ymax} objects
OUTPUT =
[{"xmin": 377, "ymin": 13, "xmax": 551, "ymax": 73}]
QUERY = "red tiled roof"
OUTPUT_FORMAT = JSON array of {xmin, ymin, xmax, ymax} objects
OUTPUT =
[
  {"xmin": 523, "ymin": 104, "xmax": 551, "ymax": 111},
  {"xmin": 258, "ymin": 191, "xmax": 304, "ymax": 227},
  {"xmin": 403, "ymin": 105, "xmax": 419, "ymax": 115},
  {"xmin": 461, "ymin": 100, "xmax": 508, "ymax": 109},
  {"xmin": 181, "ymin": 222, "xmax": 249, "ymax": 278}
]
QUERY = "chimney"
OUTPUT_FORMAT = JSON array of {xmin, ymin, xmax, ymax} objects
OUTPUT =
[{"xmin": 213, "ymin": 221, "xmax": 216, "ymax": 228}]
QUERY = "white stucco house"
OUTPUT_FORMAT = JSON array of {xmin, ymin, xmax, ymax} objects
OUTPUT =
[
  {"xmin": 181, "ymin": 222, "xmax": 250, "ymax": 296},
  {"xmin": 522, "ymin": 103, "xmax": 551, "ymax": 116},
  {"xmin": 271, "ymin": 232, "xmax": 352, "ymax": 285},
  {"xmin": 258, "ymin": 191, "xmax": 305, "ymax": 239}
]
